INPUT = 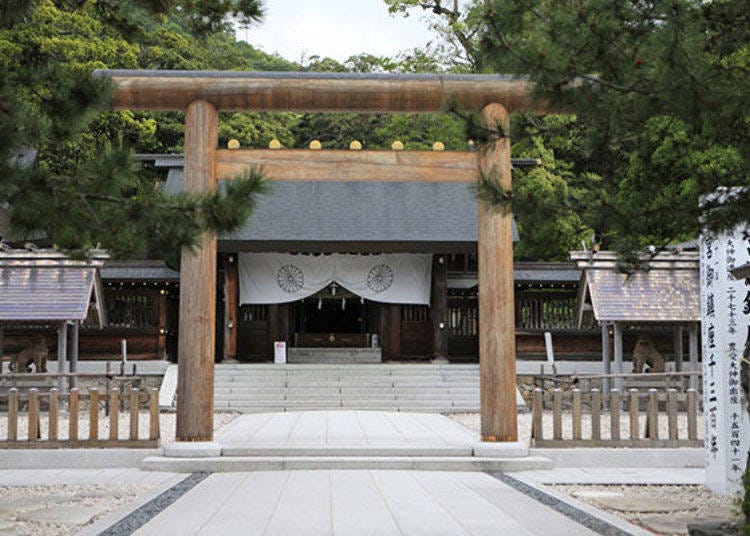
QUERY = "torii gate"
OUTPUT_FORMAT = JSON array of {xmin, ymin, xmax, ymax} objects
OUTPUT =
[{"xmin": 98, "ymin": 70, "xmax": 545, "ymax": 443}]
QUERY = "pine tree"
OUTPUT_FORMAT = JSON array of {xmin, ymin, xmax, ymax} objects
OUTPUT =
[{"xmin": 0, "ymin": 0, "xmax": 267, "ymax": 260}]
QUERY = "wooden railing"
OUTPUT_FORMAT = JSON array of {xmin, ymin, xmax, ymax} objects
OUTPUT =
[
  {"xmin": 531, "ymin": 387, "xmax": 702, "ymax": 448},
  {"xmin": 1, "ymin": 386, "xmax": 160, "ymax": 448}
]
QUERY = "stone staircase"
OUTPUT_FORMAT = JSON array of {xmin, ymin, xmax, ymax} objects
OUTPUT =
[{"xmin": 213, "ymin": 363, "xmax": 484, "ymax": 413}]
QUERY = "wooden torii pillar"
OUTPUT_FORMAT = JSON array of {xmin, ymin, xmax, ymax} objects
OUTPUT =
[{"xmin": 98, "ymin": 70, "xmax": 544, "ymax": 442}]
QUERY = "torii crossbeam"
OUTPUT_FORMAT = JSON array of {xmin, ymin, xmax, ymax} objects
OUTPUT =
[{"xmin": 96, "ymin": 70, "xmax": 547, "ymax": 443}]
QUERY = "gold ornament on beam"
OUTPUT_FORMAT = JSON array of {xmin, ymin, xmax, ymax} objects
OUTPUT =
[
  {"xmin": 227, "ymin": 139, "xmax": 240, "ymax": 150},
  {"xmin": 309, "ymin": 140, "xmax": 322, "ymax": 150},
  {"xmin": 391, "ymin": 140, "xmax": 404, "ymax": 151},
  {"xmin": 432, "ymin": 141, "xmax": 445, "ymax": 151},
  {"xmin": 268, "ymin": 139, "xmax": 282, "ymax": 150},
  {"xmin": 349, "ymin": 140, "xmax": 362, "ymax": 151}
]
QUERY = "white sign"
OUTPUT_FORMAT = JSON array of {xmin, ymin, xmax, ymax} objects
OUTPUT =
[
  {"xmin": 274, "ymin": 341, "xmax": 287, "ymax": 365},
  {"xmin": 700, "ymin": 227, "xmax": 750, "ymax": 495}
]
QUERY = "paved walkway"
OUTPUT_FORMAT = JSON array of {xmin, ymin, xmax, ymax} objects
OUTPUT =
[
  {"xmin": 215, "ymin": 411, "xmax": 477, "ymax": 456},
  {"xmin": 130, "ymin": 470, "xmax": 599, "ymax": 536}
]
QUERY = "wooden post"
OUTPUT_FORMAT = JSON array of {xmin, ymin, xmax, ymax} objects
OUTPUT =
[
  {"xmin": 687, "ymin": 388, "xmax": 698, "ymax": 440},
  {"xmin": 667, "ymin": 388, "xmax": 678, "ymax": 440},
  {"xmin": 553, "ymin": 389, "xmax": 562, "ymax": 440},
  {"xmin": 28, "ymin": 389, "xmax": 38, "ymax": 441},
  {"xmin": 572, "ymin": 388, "xmax": 582, "ymax": 440},
  {"xmin": 674, "ymin": 326, "xmax": 683, "ymax": 373},
  {"xmin": 601, "ymin": 324, "xmax": 612, "ymax": 395},
  {"xmin": 610, "ymin": 389, "xmax": 621, "ymax": 441},
  {"xmin": 130, "ymin": 388, "xmax": 140, "ymax": 441},
  {"xmin": 89, "ymin": 388, "xmax": 99, "ymax": 441},
  {"xmin": 8, "ymin": 388, "xmax": 17, "ymax": 441},
  {"xmin": 149, "ymin": 388, "xmax": 160, "ymax": 440},
  {"xmin": 49, "ymin": 388, "xmax": 59, "ymax": 441},
  {"xmin": 613, "ymin": 324, "xmax": 624, "ymax": 392},
  {"xmin": 647, "ymin": 388, "xmax": 659, "ymax": 440},
  {"xmin": 390, "ymin": 304, "xmax": 402, "ymax": 360},
  {"xmin": 223, "ymin": 254, "xmax": 239, "ymax": 362},
  {"xmin": 69, "ymin": 388, "xmax": 79, "ymax": 441},
  {"xmin": 158, "ymin": 291, "xmax": 168, "ymax": 358},
  {"xmin": 591, "ymin": 389, "xmax": 601, "ymax": 440},
  {"xmin": 69, "ymin": 321, "xmax": 79, "ymax": 389},
  {"xmin": 109, "ymin": 388, "xmax": 120, "ymax": 441},
  {"xmin": 629, "ymin": 388, "xmax": 639, "ymax": 440},
  {"xmin": 688, "ymin": 324, "xmax": 699, "ymax": 391},
  {"xmin": 57, "ymin": 322, "xmax": 68, "ymax": 392},
  {"xmin": 477, "ymin": 102, "xmax": 517, "ymax": 442},
  {"xmin": 176, "ymin": 99, "xmax": 218, "ymax": 442},
  {"xmin": 430, "ymin": 254, "xmax": 448, "ymax": 359},
  {"xmin": 531, "ymin": 388, "xmax": 543, "ymax": 442}
]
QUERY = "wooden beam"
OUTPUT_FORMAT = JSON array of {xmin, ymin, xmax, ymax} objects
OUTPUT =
[
  {"xmin": 97, "ymin": 71, "xmax": 542, "ymax": 113},
  {"xmin": 216, "ymin": 150, "xmax": 476, "ymax": 182},
  {"xmin": 477, "ymin": 103, "xmax": 517, "ymax": 442},
  {"xmin": 223, "ymin": 254, "xmax": 239, "ymax": 362},
  {"xmin": 176, "ymin": 100, "xmax": 218, "ymax": 442}
]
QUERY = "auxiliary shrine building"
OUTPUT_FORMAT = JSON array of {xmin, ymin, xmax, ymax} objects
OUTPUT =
[{"xmin": 144, "ymin": 152, "xmax": 584, "ymax": 364}]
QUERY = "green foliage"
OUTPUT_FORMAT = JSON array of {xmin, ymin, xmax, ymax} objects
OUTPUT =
[
  {"xmin": 395, "ymin": 0, "xmax": 750, "ymax": 262},
  {"xmin": 0, "ymin": 0, "xmax": 269, "ymax": 259}
]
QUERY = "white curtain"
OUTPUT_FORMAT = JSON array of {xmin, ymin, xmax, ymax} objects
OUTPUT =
[{"xmin": 239, "ymin": 253, "xmax": 432, "ymax": 305}]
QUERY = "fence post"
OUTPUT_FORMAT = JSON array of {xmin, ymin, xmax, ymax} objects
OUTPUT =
[
  {"xmin": 687, "ymin": 388, "xmax": 698, "ymax": 441},
  {"xmin": 69, "ymin": 388, "xmax": 80, "ymax": 441},
  {"xmin": 531, "ymin": 387, "xmax": 544, "ymax": 441},
  {"xmin": 149, "ymin": 388, "xmax": 160, "ymax": 441},
  {"xmin": 629, "ymin": 388, "xmax": 639, "ymax": 440},
  {"xmin": 8, "ymin": 388, "xmax": 18, "ymax": 441},
  {"xmin": 667, "ymin": 388, "xmax": 678, "ymax": 440},
  {"xmin": 553, "ymin": 389, "xmax": 562, "ymax": 440},
  {"xmin": 129, "ymin": 388, "xmax": 139, "ymax": 441},
  {"xmin": 28, "ymin": 388, "xmax": 39, "ymax": 441},
  {"xmin": 610, "ymin": 389, "xmax": 620, "ymax": 441},
  {"xmin": 49, "ymin": 388, "xmax": 59, "ymax": 441},
  {"xmin": 647, "ymin": 388, "xmax": 658, "ymax": 440},
  {"xmin": 591, "ymin": 389, "xmax": 601, "ymax": 441},
  {"xmin": 109, "ymin": 388, "xmax": 120, "ymax": 441},
  {"xmin": 89, "ymin": 388, "xmax": 99, "ymax": 441},
  {"xmin": 572, "ymin": 388, "xmax": 582, "ymax": 440}
]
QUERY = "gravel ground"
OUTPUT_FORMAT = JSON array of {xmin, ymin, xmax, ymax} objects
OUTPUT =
[
  {"xmin": 554, "ymin": 484, "xmax": 739, "ymax": 535},
  {"xmin": 447, "ymin": 411, "xmax": 705, "ymax": 442},
  {"xmin": 0, "ymin": 483, "xmax": 151, "ymax": 536},
  {"xmin": 0, "ymin": 411, "xmax": 238, "ymax": 445}
]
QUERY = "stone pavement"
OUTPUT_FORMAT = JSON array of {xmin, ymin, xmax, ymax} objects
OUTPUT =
[
  {"xmin": 127, "ymin": 470, "xmax": 600, "ymax": 536},
  {"xmin": 215, "ymin": 411, "xmax": 476, "ymax": 455}
]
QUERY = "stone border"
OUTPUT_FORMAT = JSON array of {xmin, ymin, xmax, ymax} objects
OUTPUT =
[
  {"xmin": 0, "ymin": 449, "xmax": 161, "ymax": 469},
  {"xmin": 94, "ymin": 472, "xmax": 211, "ymax": 536},
  {"xmin": 489, "ymin": 471, "xmax": 652, "ymax": 536},
  {"xmin": 530, "ymin": 447, "xmax": 704, "ymax": 468}
]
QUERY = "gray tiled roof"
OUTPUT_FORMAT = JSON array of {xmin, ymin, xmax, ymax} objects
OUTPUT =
[
  {"xmin": 0, "ymin": 260, "xmax": 100, "ymax": 321},
  {"xmin": 571, "ymin": 251, "xmax": 700, "ymax": 323},
  {"xmin": 101, "ymin": 260, "xmax": 179, "ymax": 281},
  {"xmin": 165, "ymin": 168, "xmax": 518, "ymax": 246}
]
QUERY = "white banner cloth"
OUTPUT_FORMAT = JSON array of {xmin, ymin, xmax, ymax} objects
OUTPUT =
[{"xmin": 239, "ymin": 253, "xmax": 432, "ymax": 305}]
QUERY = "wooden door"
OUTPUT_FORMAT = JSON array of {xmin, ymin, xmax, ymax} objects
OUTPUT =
[{"xmin": 237, "ymin": 305, "xmax": 268, "ymax": 361}]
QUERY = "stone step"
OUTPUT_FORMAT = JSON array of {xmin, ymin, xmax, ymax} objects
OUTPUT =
[{"xmin": 141, "ymin": 455, "xmax": 552, "ymax": 472}]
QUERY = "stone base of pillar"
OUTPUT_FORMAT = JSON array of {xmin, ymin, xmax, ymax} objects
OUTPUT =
[
  {"xmin": 164, "ymin": 441, "xmax": 222, "ymax": 458},
  {"xmin": 472, "ymin": 441, "xmax": 528, "ymax": 458}
]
